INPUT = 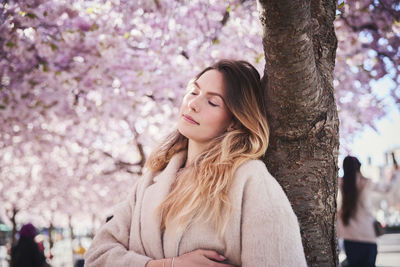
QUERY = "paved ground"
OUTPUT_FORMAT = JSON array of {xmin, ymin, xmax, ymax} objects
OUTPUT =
[
  {"xmin": 376, "ymin": 233, "xmax": 400, "ymax": 267},
  {"xmin": 1, "ymin": 234, "xmax": 400, "ymax": 266}
]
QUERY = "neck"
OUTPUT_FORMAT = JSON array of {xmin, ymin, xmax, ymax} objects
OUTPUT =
[{"xmin": 185, "ymin": 140, "xmax": 207, "ymax": 168}]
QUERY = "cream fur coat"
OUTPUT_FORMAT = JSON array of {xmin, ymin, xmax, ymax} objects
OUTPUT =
[{"xmin": 85, "ymin": 151, "xmax": 307, "ymax": 267}]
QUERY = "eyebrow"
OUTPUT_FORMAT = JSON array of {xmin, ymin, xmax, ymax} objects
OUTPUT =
[{"xmin": 193, "ymin": 81, "xmax": 225, "ymax": 100}]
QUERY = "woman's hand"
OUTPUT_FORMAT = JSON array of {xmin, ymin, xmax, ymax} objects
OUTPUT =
[{"xmin": 174, "ymin": 249, "xmax": 235, "ymax": 267}]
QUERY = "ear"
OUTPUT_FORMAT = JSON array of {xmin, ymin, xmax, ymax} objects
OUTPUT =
[{"xmin": 226, "ymin": 119, "xmax": 239, "ymax": 132}]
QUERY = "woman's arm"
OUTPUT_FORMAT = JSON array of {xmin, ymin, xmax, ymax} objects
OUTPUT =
[
  {"xmin": 84, "ymin": 182, "xmax": 153, "ymax": 267},
  {"xmin": 84, "ymin": 183, "xmax": 234, "ymax": 267},
  {"xmin": 146, "ymin": 250, "xmax": 235, "ymax": 267},
  {"xmin": 240, "ymin": 168, "xmax": 307, "ymax": 267}
]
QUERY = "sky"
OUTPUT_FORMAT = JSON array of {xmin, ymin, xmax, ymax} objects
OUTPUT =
[
  {"xmin": 347, "ymin": 101, "xmax": 400, "ymax": 167},
  {"xmin": 342, "ymin": 73, "xmax": 399, "ymax": 169}
]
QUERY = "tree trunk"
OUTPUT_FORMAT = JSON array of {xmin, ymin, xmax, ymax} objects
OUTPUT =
[
  {"xmin": 258, "ymin": 0, "xmax": 339, "ymax": 266},
  {"xmin": 69, "ymin": 215, "xmax": 75, "ymax": 263},
  {"xmin": 10, "ymin": 207, "xmax": 18, "ymax": 247},
  {"xmin": 49, "ymin": 222, "xmax": 54, "ymax": 256},
  {"xmin": 69, "ymin": 215, "xmax": 75, "ymax": 241},
  {"xmin": 90, "ymin": 214, "xmax": 97, "ymax": 239}
]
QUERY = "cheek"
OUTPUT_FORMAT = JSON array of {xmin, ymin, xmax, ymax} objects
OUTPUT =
[{"xmin": 209, "ymin": 109, "xmax": 232, "ymax": 129}]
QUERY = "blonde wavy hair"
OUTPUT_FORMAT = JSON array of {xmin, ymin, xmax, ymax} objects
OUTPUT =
[{"xmin": 145, "ymin": 60, "xmax": 270, "ymax": 236}]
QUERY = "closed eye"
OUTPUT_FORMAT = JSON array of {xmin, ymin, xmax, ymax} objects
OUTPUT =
[{"xmin": 208, "ymin": 101, "xmax": 218, "ymax": 107}]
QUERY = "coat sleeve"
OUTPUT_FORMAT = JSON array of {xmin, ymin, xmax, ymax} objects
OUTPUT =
[
  {"xmin": 84, "ymin": 181, "xmax": 153, "ymax": 267},
  {"xmin": 240, "ymin": 164, "xmax": 307, "ymax": 267}
]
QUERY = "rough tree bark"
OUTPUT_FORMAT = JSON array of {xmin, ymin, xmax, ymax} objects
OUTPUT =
[{"xmin": 258, "ymin": 0, "xmax": 339, "ymax": 266}]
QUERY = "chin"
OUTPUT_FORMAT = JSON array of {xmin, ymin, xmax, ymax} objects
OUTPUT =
[{"xmin": 177, "ymin": 126, "xmax": 194, "ymax": 140}]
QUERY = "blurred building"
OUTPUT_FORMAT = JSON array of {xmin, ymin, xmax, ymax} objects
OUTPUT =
[{"xmin": 362, "ymin": 146, "xmax": 400, "ymax": 227}]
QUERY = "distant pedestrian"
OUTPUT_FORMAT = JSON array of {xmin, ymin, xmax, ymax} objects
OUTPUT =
[
  {"xmin": 337, "ymin": 156, "xmax": 379, "ymax": 267},
  {"xmin": 73, "ymin": 241, "xmax": 86, "ymax": 267},
  {"xmin": 10, "ymin": 223, "xmax": 47, "ymax": 267}
]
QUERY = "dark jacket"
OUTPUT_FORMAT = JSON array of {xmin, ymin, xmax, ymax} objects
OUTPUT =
[{"xmin": 11, "ymin": 236, "xmax": 46, "ymax": 267}]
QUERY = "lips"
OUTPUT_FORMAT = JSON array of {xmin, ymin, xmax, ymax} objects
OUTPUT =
[{"xmin": 183, "ymin": 114, "xmax": 200, "ymax": 125}]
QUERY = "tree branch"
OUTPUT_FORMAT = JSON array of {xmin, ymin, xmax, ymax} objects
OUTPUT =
[{"xmin": 340, "ymin": 16, "xmax": 378, "ymax": 32}]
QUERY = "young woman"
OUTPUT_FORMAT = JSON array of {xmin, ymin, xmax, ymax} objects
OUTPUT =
[
  {"xmin": 85, "ymin": 60, "xmax": 307, "ymax": 267},
  {"xmin": 337, "ymin": 156, "xmax": 379, "ymax": 267}
]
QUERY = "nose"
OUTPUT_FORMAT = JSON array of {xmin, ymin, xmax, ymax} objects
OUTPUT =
[{"xmin": 188, "ymin": 97, "xmax": 200, "ymax": 112}]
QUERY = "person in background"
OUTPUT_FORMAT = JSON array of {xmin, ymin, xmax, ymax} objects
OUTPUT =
[
  {"xmin": 337, "ymin": 156, "xmax": 379, "ymax": 267},
  {"xmin": 73, "ymin": 240, "xmax": 86, "ymax": 267},
  {"xmin": 10, "ymin": 223, "xmax": 47, "ymax": 267}
]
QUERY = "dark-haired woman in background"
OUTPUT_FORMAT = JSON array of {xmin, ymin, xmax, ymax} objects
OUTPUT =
[
  {"xmin": 337, "ymin": 156, "xmax": 379, "ymax": 267},
  {"xmin": 10, "ymin": 223, "xmax": 47, "ymax": 267}
]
